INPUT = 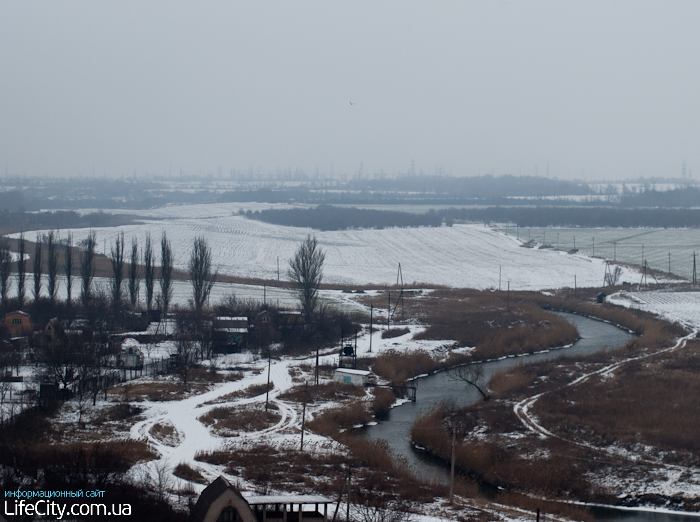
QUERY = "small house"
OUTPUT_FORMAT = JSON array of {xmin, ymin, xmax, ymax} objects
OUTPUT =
[
  {"xmin": 118, "ymin": 343, "xmax": 144, "ymax": 370},
  {"xmin": 191, "ymin": 475, "xmax": 332, "ymax": 522},
  {"xmin": 596, "ymin": 292, "xmax": 607, "ymax": 304},
  {"xmin": 213, "ymin": 316, "xmax": 249, "ymax": 352},
  {"xmin": 3, "ymin": 311, "xmax": 33, "ymax": 338},
  {"xmin": 332, "ymin": 368, "xmax": 375, "ymax": 386},
  {"xmin": 278, "ymin": 311, "xmax": 303, "ymax": 328},
  {"xmin": 254, "ymin": 310, "xmax": 276, "ymax": 330}
]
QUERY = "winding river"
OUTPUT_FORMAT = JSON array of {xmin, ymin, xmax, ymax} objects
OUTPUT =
[{"xmin": 360, "ymin": 313, "xmax": 699, "ymax": 522}]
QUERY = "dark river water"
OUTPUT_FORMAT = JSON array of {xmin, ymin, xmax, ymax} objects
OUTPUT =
[{"xmin": 360, "ymin": 313, "xmax": 699, "ymax": 522}]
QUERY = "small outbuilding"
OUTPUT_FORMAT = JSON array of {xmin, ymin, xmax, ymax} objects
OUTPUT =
[
  {"xmin": 332, "ymin": 368, "xmax": 375, "ymax": 386},
  {"xmin": 596, "ymin": 292, "xmax": 607, "ymax": 304},
  {"xmin": 3, "ymin": 311, "xmax": 33, "ymax": 338}
]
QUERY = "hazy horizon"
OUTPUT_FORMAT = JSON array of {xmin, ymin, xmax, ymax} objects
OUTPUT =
[{"xmin": 2, "ymin": 1, "xmax": 699, "ymax": 181}]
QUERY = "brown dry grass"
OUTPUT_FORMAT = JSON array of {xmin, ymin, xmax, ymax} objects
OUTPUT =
[
  {"xmin": 407, "ymin": 300, "xmax": 698, "ymax": 508},
  {"xmin": 373, "ymin": 349, "xmax": 438, "ymax": 384},
  {"xmin": 382, "ymin": 327, "xmax": 411, "ymax": 339},
  {"xmin": 203, "ymin": 381, "xmax": 274, "ymax": 405},
  {"xmin": 279, "ymin": 381, "xmax": 365, "ymax": 403},
  {"xmin": 198, "ymin": 405, "xmax": 281, "ymax": 435},
  {"xmin": 109, "ymin": 380, "xmax": 209, "ymax": 402},
  {"xmin": 534, "ymin": 339, "xmax": 700, "ymax": 457},
  {"xmin": 196, "ymin": 440, "xmax": 440, "ymax": 503},
  {"xmin": 149, "ymin": 422, "xmax": 181, "ymax": 447},
  {"xmin": 411, "ymin": 403, "xmax": 592, "ymax": 500},
  {"xmin": 364, "ymin": 288, "xmax": 580, "ymax": 361},
  {"xmin": 487, "ymin": 363, "xmax": 540, "ymax": 400},
  {"xmin": 93, "ymin": 403, "xmax": 144, "ymax": 424},
  {"xmin": 371, "ymin": 387, "xmax": 397, "ymax": 418},
  {"xmin": 307, "ymin": 402, "xmax": 373, "ymax": 437},
  {"xmin": 173, "ymin": 462, "xmax": 207, "ymax": 484}
]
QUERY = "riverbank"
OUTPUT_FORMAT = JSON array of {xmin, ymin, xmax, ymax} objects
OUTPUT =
[{"xmin": 408, "ymin": 303, "xmax": 699, "ymax": 516}]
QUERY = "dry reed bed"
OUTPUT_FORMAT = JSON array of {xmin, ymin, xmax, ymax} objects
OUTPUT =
[
  {"xmin": 407, "ymin": 295, "xmax": 698, "ymax": 510},
  {"xmin": 533, "ymin": 339, "xmax": 700, "ymax": 459},
  {"xmin": 362, "ymin": 289, "xmax": 581, "ymax": 385},
  {"xmin": 202, "ymin": 381, "xmax": 274, "ymax": 406},
  {"xmin": 197, "ymin": 440, "xmax": 441, "ymax": 506},
  {"xmin": 198, "ymin": 404, "xmax": 281, "ymax": 435}
]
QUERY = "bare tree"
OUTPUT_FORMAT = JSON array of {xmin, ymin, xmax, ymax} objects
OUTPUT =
[
  {"xmin": 288, "ymin": 234, "xmax": 325, "ymax": 321},
  {"xmin": 110, "ymin": 232, "xmax": 125, "ymax": 310},
  {"xmin": 64, "ymin": 233, "xmax": 74, "ymax": 304},
  {"xmin": 188, "ymin": 236, "xmax": 216, "ymax": 315},
  {"xmin": 128, "ymin": 236, "xmax": 140, "ymax": 309},
  {"xmin": 144, "ymin": 233, "xmax": 155, "ymax": 311},
  {"xmin": 33, "ymin": 233, "xmax": 43, "ymax": 302},
  {"xmin": 160, "ymin": 231, "xmax": 173, "ymax": 315},
  {"xmin": 16, "ymin": 232, "xmax": 26, "ymax": 307},
  {"xmin": 449, "ymin": 363, "xmax": 490, "ymax": 401},
  {"xmin": 80, "ymin": 231, "xmax": 98, "ymax": 308},
  {"xmin": 47, "ymin": 230, "xmax": 60, "ymax": 303},
  {"xmin": 174, "ymin": 312, "xmax": 198, "ymax": 384},
  {"xmin": 0, "ymin": 237, "xmax": 12, "ymax": 305}
]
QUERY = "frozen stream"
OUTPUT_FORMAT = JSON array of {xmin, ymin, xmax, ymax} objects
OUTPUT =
[{"xmin": 360, "ymin": 313, "xmax": 699, "ymax": 522}]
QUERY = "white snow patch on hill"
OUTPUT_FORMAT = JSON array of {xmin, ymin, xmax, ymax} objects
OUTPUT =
[{"xmin": 17, "ymin": 202, "xmax": 640, "ymax": 291}]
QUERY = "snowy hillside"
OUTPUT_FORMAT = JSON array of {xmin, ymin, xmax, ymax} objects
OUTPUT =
[{"xmin": 25, "ymin": 202, "xmax": 639, "ymax": 290}]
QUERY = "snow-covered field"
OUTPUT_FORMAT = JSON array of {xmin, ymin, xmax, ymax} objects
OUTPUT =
[
  {"xmin": 608, "ymin": 289, "xmax": 700, "ymax": 330},
  {"xmin": 20, "ymin": 202, "xmax": 640, "ymax": 290}
]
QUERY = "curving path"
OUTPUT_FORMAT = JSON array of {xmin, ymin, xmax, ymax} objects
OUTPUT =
[{"xmin": 514, "ymin": 326, "xmax": 698, "ymax": 461}]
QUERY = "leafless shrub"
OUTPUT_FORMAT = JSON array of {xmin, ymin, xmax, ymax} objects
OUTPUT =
[
  {"xmin": 198, "ymin": 405, "xmax": 281, "ymax": 435},
  {"xmin": 449, "ymin": 364, "xmax": 489, "ymax": 401},
  {"xmin": 373, "ymin": 349, "xmax": 438, "ymax": 385},
  {"xmin": 173, "ymin": 462, "xmax": 207, "ymax": 484},
  {"xmin": 381, "ymin": 327, "xmax": 410, "ymax": 339}
]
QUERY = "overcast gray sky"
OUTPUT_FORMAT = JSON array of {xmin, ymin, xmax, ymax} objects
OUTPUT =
[{"xmin": 1, "ymin": 1, "xmax": 698, "ymax": 180}]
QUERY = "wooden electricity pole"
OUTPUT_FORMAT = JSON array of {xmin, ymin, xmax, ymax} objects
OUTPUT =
[
  {"xmin": 300, "ymin": 381, "xmax": 308, "ymax": 450},
  {"xmin": 368, "ymin": 305, "xmax": 373, "ymax": 353},
  {"xmin": 449, "ymin": 422, "xmax": 456, "ymax": 504}
]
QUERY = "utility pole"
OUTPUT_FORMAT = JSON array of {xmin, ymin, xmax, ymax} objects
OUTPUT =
[
  {"xmin": 300, "ymin": 381, "xmax": 308, "ymax": 450},
  {"xmin": 592, "ymin": 237, "xmax": 595, "ymax": 257},
  {"xmin": 387, "ymin": 292, "xmax": 390, "ymax": 330},
  {"xmin": 368, "ymin": 305, "xmax": 373, "ymax": 353},
  {"xmin": 507, "ymin": 281, "xmax": 510, "ymax": 311},
  {"xmin": 669, "ymin": 252, "xmax": 671, "ymax": 274},
  {"xmin": 499, "ymin": 266, "xmax": 501, "ymax": 291},
  {"xmin": 315, "ymin": 335, "xmax": 320, "ymax": 385},
  {"xmin": 449, "ymin": 422, "xmax": 456, "ymax": 504},
  {"xmin": 693, "ymin": 253, "xmax": 697, "ymax": 284},
  {"xmin": 614, "ymin": 241, "xmax": 616, "ymax": 261},
  {"xmin": 277, "ymin": 257, "xmax": 280, "ymax": 281},
  {"xmin": 574, "ymin": 275, "xmax": 577, "ymax": 298},
  {"xmin": 265, "ymin": 354, "xmax": 272, "ymax": 412}
]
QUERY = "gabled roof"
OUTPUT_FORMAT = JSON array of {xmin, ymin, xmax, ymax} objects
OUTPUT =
[
  {"xmin": 191, "ymin": 476, "xmax": 257, "ymax": 522},
  {"xmin": 4, "ymin": 310, "xmax": 30, "ymax": 319}
]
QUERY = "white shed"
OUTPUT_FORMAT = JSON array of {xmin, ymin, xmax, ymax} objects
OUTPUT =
[{"xmin": 333, "ymin": 368, "xmax": 375, "ymax": 386}]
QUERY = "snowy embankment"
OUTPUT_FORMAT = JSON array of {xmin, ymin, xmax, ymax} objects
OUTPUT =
[
  {"xmin": 22, "ymin": 202, "xmax": 639, "ymax": 290},
  {"xmin": 607, "ymin": 290, "xmax": 700, "ymax": 330}
]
